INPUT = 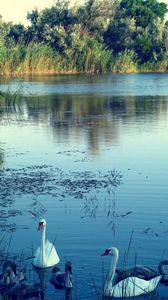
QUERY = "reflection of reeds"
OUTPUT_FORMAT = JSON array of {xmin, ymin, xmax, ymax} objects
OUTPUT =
[
  {"xmin": 106, "ymin": 188, "xmax": 116, "ymax": 236},
  {"xmin": 82, "ymin": 196, "xmax": 99, "ymax": 218},
  {"xmin": 0, "ymin": 86, "xmax": 23, "ymax": 119}
]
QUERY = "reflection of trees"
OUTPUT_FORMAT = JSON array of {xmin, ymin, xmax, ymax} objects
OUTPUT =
[
  {"xmin": 1, "ymin": 94, "xmax": 168, "ymax": 155},
  {"xmin": 0, "ymin": 148, "xmax": 4, "ymax": 168}
]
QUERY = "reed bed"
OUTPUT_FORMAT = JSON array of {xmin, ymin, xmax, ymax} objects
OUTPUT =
[{"xmin": 1, "ymin": 40, "xmax": 168, "ymax": 75}]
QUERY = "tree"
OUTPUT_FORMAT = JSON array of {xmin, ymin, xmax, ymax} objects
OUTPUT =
[
  {"xmin": 77, "ymin": 0, "xmax": 119, "ymax": 40},
  {"xmin": 104, "ymin": 0, "xmax": 168, "ymax": 63},
  {"xmin": 25, "ymin": 0, "xmax": 76, "ymax": 50},
  {"xmin": 120, "ymin": 0, "xmax": 168, "ymax": 27},
  {"xmin": 104, "ymin": 14, "xmax": 136, "ymax": 53},
  {"xmin": 7, "ymin": 23, "xmax": 25, "ymax": 43}
]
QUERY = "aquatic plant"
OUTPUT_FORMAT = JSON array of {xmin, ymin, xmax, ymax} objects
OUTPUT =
[
  {"xmin": 20, "ymin": 43, "xmax": 56, "ymax": 74},
  {"xmin": 139, "ymin": 58, "xmax": 168, "ymax": 72},
  {"xmin": 111, "ymin": 50, "xmax": 138, "ymax": 73}
]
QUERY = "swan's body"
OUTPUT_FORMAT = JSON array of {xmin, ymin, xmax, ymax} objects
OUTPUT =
[
  {"xmin": 101, "ymin": 247, "xmax": 168, "ymax": 298},
  {"xmin": 50, "ymin": 261, "xmax": 73, "ymax": 289},
  {"xmin": 33, "ymin": 219, "xmax": 60, "ymax": 268}
]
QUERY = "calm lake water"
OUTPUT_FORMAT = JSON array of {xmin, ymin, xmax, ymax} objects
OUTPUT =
[{"xmin": 0, "ymin": 73, "xmax": 168, "ymax": 299}]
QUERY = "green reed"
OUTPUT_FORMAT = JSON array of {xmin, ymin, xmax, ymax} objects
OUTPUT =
[{"xmin": 111, "ymin": 50, "xmax": 138, "ymax": 73}]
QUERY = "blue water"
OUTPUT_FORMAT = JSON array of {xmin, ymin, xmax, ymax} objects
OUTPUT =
[
  {"xmin": 0, "ymin": 73, "xmax": 168, "ymax": 96},
  {"xmin": 0, "ymin": 73, "xmax": 168, "ymax": 299}
]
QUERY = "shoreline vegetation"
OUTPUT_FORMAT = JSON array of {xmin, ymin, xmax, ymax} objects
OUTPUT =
[{"xmin": 0, "ymin": 0, "xmax": 168, "ymax": 75}]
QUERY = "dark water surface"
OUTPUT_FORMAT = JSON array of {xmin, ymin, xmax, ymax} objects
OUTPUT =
[{"xmin": 0, "ymin": 73, "xmax": 168, "ymax": 299}]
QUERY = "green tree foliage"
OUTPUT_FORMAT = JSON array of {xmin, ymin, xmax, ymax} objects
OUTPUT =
[
  {"xmin": 6, "ymin": 24, "xmax": 25, "ymax": 48},
  {"xmin": 0, "ymin": 0, "xmax": 168, "ymax": 73},
  {"xmin": 104, "ymin": 0, "xmax": 168, "ymax": 63},
  {"xmin": 0, "ymin": 16, "xmax": 10, "ymax": 41},
  {"xmin": 120, "ymin": 0, "xmax": 168, "ymax": 27},
  {"xmin": 104, "ymin": 14, "xmax": 137, "ymax": 53},
  {"xmin": 77, "ymin": 0, "xmax": 118, "ymax": 40},
  {"xmin": 26, "ymin": 0, "xmax": 76, "ymax": 48}
]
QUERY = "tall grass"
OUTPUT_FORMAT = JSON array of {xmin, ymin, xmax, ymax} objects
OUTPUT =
[
  {"xmin": 64, "ymin": 35, "xmax": 113, "ymax": 73},
  {"xmin": 20, "ymin": 43, "xmax": 56, "ymax": 74},
  {"xmin": 0, "ymin": 40, "xmax": 167, "ymax": 74},
  {"xmin": 0, "ymin": 38, "xmax": 113, "ymax": 74},
  {"xmin": 111, "ymin": 50, "xmax": 138, "ymax": 73},
  {"xmin": 139, "ymin": 58, "xmax": 168, "ymax": 72}
]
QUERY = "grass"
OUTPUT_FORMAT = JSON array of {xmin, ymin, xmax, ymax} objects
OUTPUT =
[
  {"xmin": 111, "ymin": 50, "xmax": 138, "ymax": 73},
  {"xmin": 0, "ymin": 40, "xmax": 168, "ymax": 74},
  {"xmin": 140, "ymin": 58, "xmax": 168, "ymax": 72},
  {"xmin": 0, "ymin": 40, "xmax": 138, "ymax": 75}
]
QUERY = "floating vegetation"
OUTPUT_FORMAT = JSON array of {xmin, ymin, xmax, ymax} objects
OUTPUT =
[
  {"xmin": 0, "ymin": 165, "xmax": 123, "ymax": 234},
  {"xmin": 0, "ymin": 165, "xmax": 122, "ymax": 201}
]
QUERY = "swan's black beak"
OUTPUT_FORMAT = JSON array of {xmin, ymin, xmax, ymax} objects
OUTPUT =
[
  {"xmin": 101, "ymin": 249, "xmax": 110, "ymax": 256},
  {"xmin": 38, "ymin": 222, "xmax": 43, "ymax": 230}
]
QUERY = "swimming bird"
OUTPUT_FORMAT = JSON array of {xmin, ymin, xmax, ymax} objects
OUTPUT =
[
  {"xmin": 0, "ymin": 260, "xmax": 26, "ymax": 287},
  {"xmin": 101, "ymin": 246, "xmax": 168, "ymax": 298},
  {"xmin": 33, "ymin": 219, "xmax": 60, "ymax": 268},
  {"xmin": 49, "ymin": 261, "xmax": 72, "ymax": 289}
]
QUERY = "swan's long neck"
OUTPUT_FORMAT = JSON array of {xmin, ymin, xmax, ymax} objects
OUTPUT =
[
  {"xmin": 40, "ymin": 226, "xmax": 46, "ymax": 265},
  {"xmin": 104, "ymin": 252, "xmax": 118, "ymax": 296},
  {"xmin": 65, "ymin": 271, "xmax": 73, "ymax": 288}
]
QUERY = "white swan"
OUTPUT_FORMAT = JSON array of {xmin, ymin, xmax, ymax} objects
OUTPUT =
[
  {"xmin": 33, "ymin": 219, "xmax": 60, "ymax": 268},
  {"xmin": 101, "ymin": 246, "xmax": 168, "ymax": 298}
]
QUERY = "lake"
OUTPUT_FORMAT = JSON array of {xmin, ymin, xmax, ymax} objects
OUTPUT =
[{"xmin": 0, "ymin": 73, "xmax": 168, "ymax": 299}]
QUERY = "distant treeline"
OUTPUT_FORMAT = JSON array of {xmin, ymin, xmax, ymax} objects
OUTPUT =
[{"xmin": 0, "ymin": 0, "xmax": 168, "ymax": 74}]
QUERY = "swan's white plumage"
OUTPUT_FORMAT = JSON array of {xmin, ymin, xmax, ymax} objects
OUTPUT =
[
  {"xmin": 33, "ymin": 219, "xmax": 60, "ymax": 268},
  {"xmin": 102, "ymin": 247, "xmax": 162, "ymax": 298},
  {"xmin": 105, "ymin": 274, "xmax": 161, "ymax": 297}
]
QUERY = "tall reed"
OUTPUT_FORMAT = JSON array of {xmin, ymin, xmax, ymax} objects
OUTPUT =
[
  {"xmin": 20, "ymin": 43, "xmax": 56, "ymax": 74},
  {"xmin": 0, "ymin": 37, "xmax": 114, "ymax": 74},
  {"xmin": 139, "ymin": 58, "xmax": 168, "ymax": 72},
  {"xmin": 111, "ymin": 50, "xmax": 138, "ymax": 73},
  {"xmin": 64, "ymin": 35, "xmax": 113, "ymax": 73}
]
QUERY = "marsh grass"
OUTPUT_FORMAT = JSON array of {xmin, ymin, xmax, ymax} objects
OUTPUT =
[
  {"xmin": 0, "ymin": 40, "xmax": 112, "ymax": 75},
  {"xmin": 64, "ymin": 37, "xmax": 112, "ymax": 73},
  {"xmin": 20, "ymin": 43, "xmax": 56, "ymax": 74},
  {"xmin": 111, "ymin": 50, "xmax": 138, "ymax": 73},
  {"xmin": 1, "ymin": 41, "xmax": 167, "ymax": 74},
  {"xmin": 140, "ymin": 59, "xmax": 168, "ymax": 73}
]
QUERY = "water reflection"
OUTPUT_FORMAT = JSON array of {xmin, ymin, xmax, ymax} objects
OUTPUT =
[
  {"xmin": 0, "ymin": 94, "xmax": 168, "ymax": 156},
  {"xmin": 1, "ymin": 78, "xmax": 168, "ymax": 299},
  {"xmin": 0, "ymin": 148, "xmax": 4, "ymax": 168}
]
